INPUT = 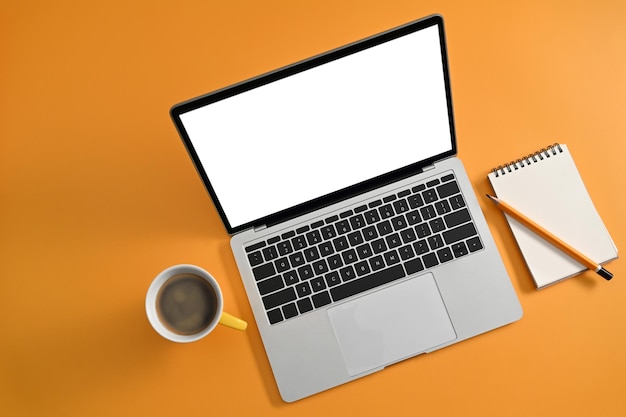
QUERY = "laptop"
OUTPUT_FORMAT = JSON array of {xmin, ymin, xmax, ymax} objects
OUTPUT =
[{"xmin": 170, "ymin": 14, "xmax": 522, "ymax": 402}]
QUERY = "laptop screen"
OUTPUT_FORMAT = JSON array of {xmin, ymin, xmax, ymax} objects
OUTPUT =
[{"xmin": 173, "ymin": 17, "xmax": 455, "ymax": 233}]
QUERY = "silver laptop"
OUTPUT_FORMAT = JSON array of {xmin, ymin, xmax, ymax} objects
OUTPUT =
[{"xmin": 170, "ymin": 14, "xmax": 522, "ymax": 402}]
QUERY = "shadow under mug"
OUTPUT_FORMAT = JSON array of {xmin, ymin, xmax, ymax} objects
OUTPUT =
[{"xmin": 146, "ymin": 264, "xmax": 247, "ymax": 342}]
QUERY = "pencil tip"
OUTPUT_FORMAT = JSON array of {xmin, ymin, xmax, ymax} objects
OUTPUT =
[{"xmin": 598, "ymin": 267, "xmax": 613, "ymax": 280}]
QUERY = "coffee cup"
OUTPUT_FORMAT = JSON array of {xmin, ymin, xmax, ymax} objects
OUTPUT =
[{"xmin": 146, "ymin": 264, "xmax": 247, "ymax": 342}]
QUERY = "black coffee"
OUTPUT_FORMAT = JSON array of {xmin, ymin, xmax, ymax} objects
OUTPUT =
[{"xmin": 157, "ymin": 273, "xmax": 218, "ymax": 335}]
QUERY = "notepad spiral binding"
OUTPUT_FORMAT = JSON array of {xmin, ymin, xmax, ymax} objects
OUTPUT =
[{"xmin": 491, "ymin": 143, "xmax": 563, "ymax": 177}]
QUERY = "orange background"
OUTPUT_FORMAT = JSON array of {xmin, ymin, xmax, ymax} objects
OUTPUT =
[{"xmin": 2, "ymin": 1, "xmax": 625, "ymax": 416}]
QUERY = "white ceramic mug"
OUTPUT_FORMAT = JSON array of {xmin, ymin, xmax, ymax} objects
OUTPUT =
[{"xmin": 146, "ymin": 264, "xmax": 247, "ymax": 342}]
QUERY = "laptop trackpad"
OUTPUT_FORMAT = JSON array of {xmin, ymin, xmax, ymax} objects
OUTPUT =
[{"xmin": 327, "ymin": 273, "xmax": 456, "ymax": 376}]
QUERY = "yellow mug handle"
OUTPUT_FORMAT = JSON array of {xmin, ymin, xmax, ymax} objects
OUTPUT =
[{"xmin": 219, "ymin": 312, "xmax": 247, "ymax": 330}]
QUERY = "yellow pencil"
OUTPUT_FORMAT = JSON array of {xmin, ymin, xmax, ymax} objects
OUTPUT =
[{"xmin": 486, "ymin": 194, "xmax": 613, "ymax": 280}]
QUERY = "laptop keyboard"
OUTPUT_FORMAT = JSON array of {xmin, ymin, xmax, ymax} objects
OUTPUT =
[{"xmin": 244, "ymin": 172, "xmax": 483, "ymax": 325}]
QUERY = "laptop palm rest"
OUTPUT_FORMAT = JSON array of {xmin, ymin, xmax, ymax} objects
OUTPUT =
[{"xmin": 327, "ymin": 273, "xmax": 457, "ymax": 376}]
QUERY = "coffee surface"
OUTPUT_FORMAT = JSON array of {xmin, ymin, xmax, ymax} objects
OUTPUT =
[{"xmin": 157, "ymin": 274, "xmax": 218, "ymax": 335}]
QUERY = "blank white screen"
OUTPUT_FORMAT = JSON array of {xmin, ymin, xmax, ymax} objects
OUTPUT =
[{"xmin": 180, "ymin": 25, "xmax": 452, "ymax": 229}]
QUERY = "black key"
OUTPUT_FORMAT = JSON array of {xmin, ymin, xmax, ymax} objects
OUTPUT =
[
  {"xmin": 391, "ymin": 215, "xmax": 407, "ymax": 231},
  {"xmin": 283, "ymin": 270, "xmax": 299, "ymax": 286},
  {"xmin": 312, "ymin": 291, "xmax": 332, "ymax": 308},
  {"xmin": 267, "ymin": 308, "xmax": 283, "ymax": 324},
  {"xmin": 333, "ymin": 236, "xmax": 349, "ymax": 252},
  {"xmin": 339, "ymin": 210, "xmax": 353, "ymax": 218},
  {"xmin": 347, "ymin": 231, "xmax": 364, "ymax": 246},
  {"xmin": 398, "ymin": 244, "xmax": 415, "ymax": 260},
  {"xmin": 325, "ymin": 271, "xmax": 341, "ymax": 287},
  {"xmin": 311, "ymin": 220, "xmax": 324, "ymax": 228},
  {"xmin": 384, "ymin": 250, "xmax": 400, "ymax": 266},
  {"xmin": 406, "ymin": 210, "xmax": 421, "ymax": 225},
  {"xmin": 341, "ymin": 249, "xmax": 358, "ymax": 264},
  {"xmin": 400, "ymin": 228, "xmax": 417, "ymax": 244},
  {"xmin": 412, "ymin": 184, "xmax": 426, "ymax": 193},
  {"xmin": 310, "ymin": 277, "xmax": 327, "ymax": 292},
  {"xmin": 312, "ymin": 259, "xmax": 329, "ymax": 275},
  {"xmin": 423, "ymin": 253, "xmax": 439, "ymax": 268},
  {"xmin": 275, "ymin": 257, "xmax": 290, "ymax": 273},
  {"xmin": 379, "ymin": 204, "xmax": 395, "ymax": 219},
  {"xmin": 246, "ymin": 241, "xmax": 266, "ymax": 252},
  {"xmin": 262, "ymin": 246, "xmax": 278, "ymax": 262},
  {"xmin": 325, "ymin": 215, "xmax": 339, "ymax": 223},
  {"xmin": 364, "ymin": 209, "xmax": 381, "ymax": 224},
  {"xmin": 434, "ymin": 200, "xmax": 451, "ymax": 215},
  {"xmin": 420, "ymin": 205, "xmax": 437, "ymax": 220},
  {"xmin": 385, "ymin": 233, "xmax": 402, "ymax": 249},
  {"xmin": 340, "ymin": 266, "xmax": 356, "ymax": 281},
  {"xmin": 363, "ymin": 225, "xmax": 378, "ymax": 241},
  {"xmin": 292, "ymin": 235, "xmax": 307, "ymax": 250},
  {"xmin": 320, "ymin": 225, "xmax": 337, "ymax": 240},
  {"xmin": 449, "ymin": 195, "xmax": 466, "ymax": 209},
  {"xmin": 422, "ymin": 189, "xmax": 438, "ymax": 203},
  {"xmin": 248, "ymin": 251, "xmax": 264, "ymax": 267},
  {"xmin": 335, "ymin": 220, "xmax": 351, "ymax": 234},
  {"xmin": 330, "ymin": 264, "xmax": 406, "ymax": 302},
  {"xmin": 304, "ymin": 247, "xmax": 320, "ymax": 262},
  {"xmin": 356, "ymin": 243, "xmax": 373, "ymax": 259},
  {"xmin": 281, "ymin": 231, "xmax": 296, "ymax": 240},
  {"xmin": 349, "ymin": 214, "xmax": 366, "ymax": 230},
  {"xmin": 369, "ymin": 255, "xmax": 385, "ymax": 271},
  {"xmin": 443, "ymin": 223, "xmax": 478, "ymax": 245},
  {"xmin": 437, "ymin": 247, "xmax": 454, "ymax": 263},
  {"xmin": 295, "ymin": 282, "xmax": 312, "ymax": 297},
  {"xmin": 354, "ymin": 205, "xmax": 367, "ymax": 213},
  {"xmin": 405, "ymin": 258, "xmax": 424, "ymax": 275},
  {"xmin": 452, "ymin": 242, "xmax": 469, "ymax": 257},
  {"xmin": 408, "ymin": 194, "xmax": 424, "ymax": 209},
  {"xmin": 413, "ymin": 239, "xmax": 429, "ymax": 255},
  {"xmin": 318, "ymin": 241, "xmax": 335, "ymax": 257},
  {"xmin": 253, "ymin": 263, "xmax": 275, "ymax": 281},
  {"xmin": 297, "ymin": 265, "xmax": 314, "ymax": 281},
  {"xmin": 415, "ymin": 223, "xmax": 431, "ymax": 238},
  {"xmin": 376, "ymin": 220, "xmax": 393, "ymax": 236},
  {"xmin": 368, "ymin": 199, "xmax": 382, "ymax": 208},
  {"xmin": 371, "ymin": 238, "xmax": 387, "ymax": 254},
  {"xmin": 282, "ymin": 303, "xmax": 298, "ymax": 319},
  {"xmin": 441, "ymin": 174, "xmax": 454, "ymax": 182},
  {"xmin": 467, "ymin": 236, "xmax": 483, "ymax": 252},
  {"xmin": 437, "ymin": 180, "xmax": 460, "ymax": 198},
  {"xmin": 429, "ymin": 218, "xmax": 446, "ymax": 233},
  {"xmin": 276, "ymin": 240, "xmax": 293, "ymax": 255},
  {"xmin": 427, "ymin": 179, "xmax": 440, "ymax": 187},
  {"xmin": 393, "ymin": 199, "xmax": 409, "ymax": 214},
  {"xmin": 296, "ymin": 225, "xmax": 310, "ymax": 234},
  {"xmin": 262, "ymin": 286, "xmax": 296, "ymax": 309},
  {"xmin": 354, "ymin": 261, "xmax": 371, "ymax": 276},
  {"xmin": 398, "ymin": 189, "xmax": 411, "ymax": 198},
  {"xmin": 257, "ymin": 275, "xmax": 285, "ymax": 295},
  {"xmin": 306, "ymin": 230, "xmax": 322, "ymax": 246},
  {"xmin": 268, "ymin": 236, "xmax": 280, "ymax": 244},
  {"xmin": 444, "ymin": 208, "xmax": 471, "ymax": 228},
  {"xmin": 383, "ymin": 195, "xmax": 396, "ymax": 203},
  {"xmin": 428, "ymin": 235, "xmax": 445, "ymax": 250},
  {"xmin": 289, "ymin": 251, "xmax": 305, "ymax": 267},
  {"xmin": 327, "ymin": 254, "xmax": 343, "ymax": 270},
  {"xmin": 297, "ymin": 297, "xmax": 313, "ymax": 314}
]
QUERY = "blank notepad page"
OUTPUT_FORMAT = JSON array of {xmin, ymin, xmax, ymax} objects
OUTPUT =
[{"xmin": 487, "ymin": 144, "xmax": 617, "ymax": 288}]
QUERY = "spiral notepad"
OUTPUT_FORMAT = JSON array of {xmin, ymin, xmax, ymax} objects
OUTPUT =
[{"xmin": 487, "ymin": 144, "xmax": 617, "ymax": 288}]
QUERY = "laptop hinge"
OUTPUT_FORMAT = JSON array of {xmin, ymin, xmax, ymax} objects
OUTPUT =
[
  {"xmin": 422, "ymin": 164, "xmax": 436, "ymax": 172},
  {"xmin": 254, "ymin": 224, "xmax": 268, "ymax": 232}
]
